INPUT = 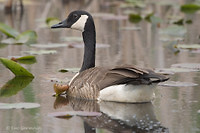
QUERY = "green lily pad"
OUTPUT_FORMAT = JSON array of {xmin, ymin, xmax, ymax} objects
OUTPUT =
[
  {"xmin": 181, "ymin": 4, "xmax": 200, "ymax": 14},
  {"xmin": 60, "ymin": 37, "xmax": 83, "ymax": 42},
  {"xmin": 0, "ymin": 22, "xmax": 19, "ymax": 38},
  {"xmin": 16, "ymin": 30, "xmax": 37, "ymax": 44},
  {"xmin": 129, "ymin": 14, "xmax": 142, "ymax": 23},
  {"xmin": 30, "ymin": 43, "xmax": 68, "ymax": 48},
  {"xmin": 175, "ymin": 44, "xmax": 200, "ymax": 50},
  {"xmin": 0, "ymin": 58, "xmax": 34, "ymax": 77},
  {"xmin": 173, "ymin": 19, "xmax": 184, "ymax": 25},
  {"xmin": 0, "ymin": 77, "xmax": 33, "ymax": 97},
  {"xmin": 46, "ymin": 17, "xmax": 60, "ymax": 27},
  {"xmin": 0, "ymin": 102, "xmax": 40, "ymax": 109},
  {"xmin": 59, "ymin": 68, "xmax": 80, "ymax": 73},
  {"xmin": 159, "ymin": 25, "xmax": 186, "ymax": 37},
  {"xmin": 48, "ymin": 111, "xmax": 102, "ymax": 118},
  {"xmin": 11, "ymin": 55, "xmax": 36, "ymax": 64},
  {"xmin": 23, "ymin": 50, "xmax": 57, "ymax": 55},
  {"xmin": 145, "ymin": 13, "xmax": 154, "ymax": 22},
  {"xmin": 158, "ymin": 81, "xmax": 198, "ymax": 87}
]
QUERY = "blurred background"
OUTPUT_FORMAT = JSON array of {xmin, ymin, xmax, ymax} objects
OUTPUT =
[{"xmin": 0, "ymin": 0, "xmax": 200, "ymax": 133}]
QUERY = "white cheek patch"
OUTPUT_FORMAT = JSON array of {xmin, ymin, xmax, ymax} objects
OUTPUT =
[{"xmin": 71, "ymin": 15, "xmax": 88, "ymax": 32}]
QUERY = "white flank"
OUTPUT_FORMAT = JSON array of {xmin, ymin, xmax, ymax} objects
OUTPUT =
[
  {"xmin": 98, "ymin": 84, "xmax": 156, "ymax": 103},
  {"xmin": 71, "ymin": 15, "xmax": 88, "ymax": 31},
  {"xmin": 69, "ymin": 73, "xmax": 79, "ymax": 85}
]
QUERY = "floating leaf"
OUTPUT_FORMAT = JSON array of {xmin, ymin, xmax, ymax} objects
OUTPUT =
[
  {"xmin": 1, "ymin": 38, "xmax": 17, "ymax": 44},
  {"xmin": 11, "ymin": 55, "xmax": 36, "ymax": 64},
  {"xmin": 30, "ymin": 43, "xmax": 68, "ymax": 48},
  {"xmin": 0, "ymin": 58, "xmax": 34, "ymax": 77},
  {"xmin": 158, "ymin": 81, "xmax": 198, "ymax": 87},
  {"xmin": 0, "ymin": 102, "xmax": 40, "ymax": 109},
  {"xmin": 11, "ymin": 55, "xmax": 36, "ymax": 61},
  {"xmin": 48, "ymin": 111, "xmax": 102, "ymax": 118},
  {"xmin": 159, "ymin": 36, "xmax": 184, "ymax": 42},
  {"xmin": 60, "ymin": 37, "xmax": 83, "ymax": 42},
  {"xmin": 16, "ymin": 30, "xmax": 37, "ymax": 44},
  {"xmin": 171, "ymin": 63, "xmax": 200, "ymax": 70},
  {"xmin": 0, "ymin": 77, "xmax": 33, "ymax": 97},
  {"xmin": 23, "ymin": 50, "xmax": 57, "ymax": 55},
  {"xmin": 59, "ymin": 68, "xmax": 80, "ymax": 73},
  {"xmin": 181, "ymin": 4, "xmax": 200, "ymax": 14},
  {"xmin": 120, "ymin": 27, "xmax": 141, "ymax": 31},
  {"xmin": 155, "ymin": 67, "xmax": 198, "ymax": 74},
  {"xmin": 145, "ymin": 13, "xmax": 154, "ymax": 22},
  {"xmin": 150, "ymin": 15, "xmax": 162, "ymax": 25},
  {"xmin": 173, "ymin": 19, "xmax": 184, "ymax": 25},
  {"xmin": 185, "ymin": 19, "xmax": 192, "ymax": 24},
  {"xmin": 175, "ymin": 44, "xmax": 200, "ymax": 50},
  {"xmin": 129, "ymin": 14, "xmax": 142, "ymax": 23},
  {"xmin": 159, "ymin": 25, "xmax": 186, "ymax": 37},
  {"xmin": 125, "ymin": 0, "xmax": 146, "ymax": 8},
  {"xmin": 0, "ymin": 22, "xmax": 19, "ymax": 38},
  {"xmin": 46, "ymin": 17, "xmax": 60, "ymax": 27}
]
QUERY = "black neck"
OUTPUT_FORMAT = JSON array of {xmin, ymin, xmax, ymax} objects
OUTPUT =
[{"xmin": 80, "ymin": 22, "xmax": 96, "ymax": 72}]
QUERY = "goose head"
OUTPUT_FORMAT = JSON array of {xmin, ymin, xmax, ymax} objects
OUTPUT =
[
  {"xmin": 51, "ymin": 10, "xmax": 96, "ymax": 72},
  {"xmin": 51, "ymin": 10, "xmax": 93, "ymax": 32}
]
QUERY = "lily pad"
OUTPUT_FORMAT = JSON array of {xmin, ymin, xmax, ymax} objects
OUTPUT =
[
  {"xmin": 16, "ymin": 30, "xmax": 37, "ymax": 44},
  {"xmin": 46, "ymin": 17, "xmax": 60, "ymax": 27},
  {"xmin": 48, "ymin": 111, "xmax": 102, "ymax": 118},
  {"xmin": 155, "ymin": 67, "xmax": 198, "ymax": 74},
  {"xmin": 150, "ymin": 15, "xmax": 162, "ymax": 25},
  {"xmin": 129, "ymin": 14, "xmax": 142, "ymax": 23},
  {"xmin": 23, "ymin": 50, "xmax": 57, "ymax": 55},
  {"xmin": 60, "ymin": 37, "xmax": 83, "ymax": 42},
  {"xmin": 0, "ymin": 102, "xmax": 40, "ymax": 109},
  {"xmin": 59, "ymin": 68, "xmax": 80, "ymax": 73},
  {"xmin": 171, "ymin": 63, "xmax": 200, "ymax": 70},
  {"xmin": 11, "ymin": 55, "xmax": 36, "ymax": 61},
  {"xmin": 11, "ymin": 55, "xmax": 36, "ymax": 64},
  {"xmin": 181, "ymin": 4, "xmax": 200, "ymax": 14},
  {"xmin": 1, "ymin": 38, "xmax": 17, "ymax": 44},
  {"xmin": 159, "ymin": 25, "xmax": 186, "ymax": 37},
  {"xmin": 158, "ymin": 81, "xmax": 198, "ymax": 87},
  {"xmin": 0, "ymin": 22, "xmax": 19, "ymax": 38},
  {"xmin": 30, "ymin": 43, "xmax": 68, "ymax": 48},
  {"xmin": 175, "ymin": 44, "xmax": 200, "ymax": 50},
  {"xmin": 120, "ymin": 27, "xmax": 141, "ymax": 31},
  {"xmin": 173, "ymin": 19, "xmax": 184, "ymax": 25},
  {"xmin": 0, "ymin": 77, "xmax": 33, "ymax": 97},
  {"xmin": 0, "ymin": 58, "xmax": 34, "ymax": 77}
]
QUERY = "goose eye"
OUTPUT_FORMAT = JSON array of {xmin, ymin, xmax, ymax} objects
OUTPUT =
[{"xmin": 73, "ymin": 14, "xmax": 78, "ymax": 19}]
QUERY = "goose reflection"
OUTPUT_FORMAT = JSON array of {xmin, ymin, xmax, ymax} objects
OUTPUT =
[{"xmin": 53, "ymin": 96, "xmax": 168, "ymax": 133}]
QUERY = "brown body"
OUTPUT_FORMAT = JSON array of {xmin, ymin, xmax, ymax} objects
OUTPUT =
[{"xmin": 68, "ymin": 65, "xmax": 168, "ymax": 100}]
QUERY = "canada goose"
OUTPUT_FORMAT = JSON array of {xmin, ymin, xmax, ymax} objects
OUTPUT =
[{"xmin": 51, "ymin": 10, "xmax": 169, "ymax": 103}]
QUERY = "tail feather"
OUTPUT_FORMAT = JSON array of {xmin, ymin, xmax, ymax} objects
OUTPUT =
[{"xmin": 144, "ymin": 69, "xmax": 169, "ymax": 83}]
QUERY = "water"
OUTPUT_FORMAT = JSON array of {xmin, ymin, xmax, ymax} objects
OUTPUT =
[{"xmin": 0, "ymin": 0, "xmax": 200, "ymax": 133}]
